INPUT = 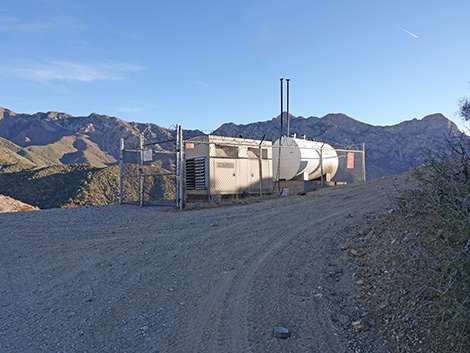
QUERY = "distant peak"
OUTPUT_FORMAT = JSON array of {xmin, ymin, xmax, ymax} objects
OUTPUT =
[
  {"xmin": 422, "ymin": 113, "xmax": 448, "ymax": 122},
  {"xmin": 0, "ymin": 107, "xmax": 14, "ymax": 119},
  {"xmin": 273, "ymin": 112, "xmax": 297, "ymax": 120},
  {"xmin": 321, "ymin": 113, "xmax": 371, "ymax": 128}
]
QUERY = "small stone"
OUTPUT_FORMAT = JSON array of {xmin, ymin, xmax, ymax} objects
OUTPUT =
[
  {"xmin": 352, "ymin": 319, "xmax": 368, "ymax": 332},
  {"xmin": 273, "ymin": 326, "xmax": 291, "ymax": 339},
  {"xmin": 350, "ymin": 249, "xmax": 358, "ymax": 256},
  {"xmin": 355, "ymin": 279, "xmax": 364, "ymax": 285},
  {"xmin": 378, "ymin": 302, "xmax": 387, "ymax": 310}
]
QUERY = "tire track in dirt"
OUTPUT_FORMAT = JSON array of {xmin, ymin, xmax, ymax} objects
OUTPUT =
[
  {"xmin": 216, "ymin": 212, "xmax": 342, "ymax": 353},
  {"xmin": 184, "ymin": 196, "xmax": 345, "ymax": 352},
  {"xmin": 184, "ymin": 179, "xmax": 402, "ymax": 352}
]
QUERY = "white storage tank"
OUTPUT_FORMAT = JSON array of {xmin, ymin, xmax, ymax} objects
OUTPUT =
[{"xmin": 272, "ymin": 136, "xmax": 339, "ymax": 181}]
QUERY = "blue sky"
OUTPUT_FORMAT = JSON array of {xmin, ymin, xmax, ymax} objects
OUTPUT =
[{"xmin": 1, "ymin": 0, "xmax": 469, "ymax": 131}]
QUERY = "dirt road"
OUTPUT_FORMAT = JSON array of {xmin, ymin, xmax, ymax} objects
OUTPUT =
[{"xmin": 0, "ymin": 175, "xmax": 413, "ymax": 352}]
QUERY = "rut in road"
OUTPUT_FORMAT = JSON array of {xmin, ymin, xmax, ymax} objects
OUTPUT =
[{"xmin": 176, "ymin": 181, "xmax": 389, "ymax": 352}]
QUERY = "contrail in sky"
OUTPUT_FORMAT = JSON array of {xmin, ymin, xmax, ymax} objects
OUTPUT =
[{"xmin": 397, "ymin": 26, "xmax": 419, "ymax": 39}]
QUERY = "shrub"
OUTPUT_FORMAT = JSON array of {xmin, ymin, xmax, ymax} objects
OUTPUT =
[{"xmin": 406, "ymin": 129, "xmax": 470, "ymax": 340}]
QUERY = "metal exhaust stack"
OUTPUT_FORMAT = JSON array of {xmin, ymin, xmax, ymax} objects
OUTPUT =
[
  {"xmin": 286, "ymin": 78, "xmax": 290, "ymax": 137},
  {"xmin": 280, "ymin": 78, "xmax": 284, "ymax": 137}
]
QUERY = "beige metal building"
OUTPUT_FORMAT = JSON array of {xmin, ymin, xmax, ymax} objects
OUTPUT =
[{"xmin": 184, "ymin": 135, "xmax": 273, "ymax": 199}]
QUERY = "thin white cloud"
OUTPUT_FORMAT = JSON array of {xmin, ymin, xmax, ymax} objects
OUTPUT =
[
  {"xmin": 0, "ymin": 16, "xmax": 53, "ymax": 32},
  {"xmin": 117, "ymin": 106, "xmax": 143, "ymax": 113},
  {"xmin": 101, "ymin": 60, "xmax": 144, "ymax": 73},
  {"xmin": 0, "ymin": 14, "xmax": 84, "ymax": 33},
  {"xmin": 2, "ymin": 60, "xmax": 145, "ymax": 82},
  {"xmin": 193, "ymin": 80, "xmax": 209, "ymax": 88}
]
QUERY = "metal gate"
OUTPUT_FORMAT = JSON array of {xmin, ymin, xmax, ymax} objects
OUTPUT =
[{"xmin": 119, "ymin": 125, "xmax": 184, "ymax": 209}]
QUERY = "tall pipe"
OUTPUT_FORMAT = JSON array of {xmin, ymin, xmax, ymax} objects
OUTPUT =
[
  {"xmin": 280, "ymin": 78, "xmax": 283, "ymax": 137},
  {"xmin": 286, "ymin": 78, "xmax": 290, "ymax": 137}
]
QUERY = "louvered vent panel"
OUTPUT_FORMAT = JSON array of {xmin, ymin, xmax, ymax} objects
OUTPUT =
[{"xmin": 186, "ymin": 157, "xmax": 206, "ymax": 190}]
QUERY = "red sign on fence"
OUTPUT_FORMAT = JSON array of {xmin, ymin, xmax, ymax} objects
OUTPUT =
[{"xmin": 347, "ymin": 153, "xmax": 355, "ymax": 169}]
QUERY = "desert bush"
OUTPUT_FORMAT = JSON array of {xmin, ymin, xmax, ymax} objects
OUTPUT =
[{"xmin": 405, "ymin": 129, "xmax": 470, "ymax": 342}]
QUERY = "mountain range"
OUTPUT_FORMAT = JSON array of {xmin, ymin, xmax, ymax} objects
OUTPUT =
[
  {"xmin": 213, "ymin": 112, "xmax": 460, "ymax": 179},
  {"xmin": 0, "ymin": 106, "xmax": 203, "ymax": 173},
  {"xmin": 0, "ymin": 106, "xmax": 461, "ymax": 208}
]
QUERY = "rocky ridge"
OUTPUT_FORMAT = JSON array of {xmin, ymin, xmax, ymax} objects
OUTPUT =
[
  {"xmin": 0, "ymin": 107, "xmax": 462, "ymax": 180},
  {"xmin": 213, "ymin": 112, "xmax": 460, "ymax": 180},
  {"xmin": 0, "ymin": 107, "xmax": 203, "ymax": 170}
]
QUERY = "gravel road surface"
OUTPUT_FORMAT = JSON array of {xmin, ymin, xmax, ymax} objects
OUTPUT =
[{"xmin": 0, "ymin": 175, "xmax": 412, "ymax": 352}]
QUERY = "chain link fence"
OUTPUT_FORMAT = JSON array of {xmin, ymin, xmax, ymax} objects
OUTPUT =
[
  {"xmin": 119, "ymin": 126, "xmax": 183, "ymax": 207},
  {"xmin": 182, "ymin": 135, "xmax": 365, "ymax": 201},
  {"xmin": 333, "ymin": 146, "xmax": 366, "ymax": 184}
]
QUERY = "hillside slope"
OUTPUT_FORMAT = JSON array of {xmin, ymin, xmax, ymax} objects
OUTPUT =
[
  {"xmin": 0, "ymin": 136, "xmax": 50, "ymax": 172},
  {"xmin": 0, "ymin": 164, "xmax": 176, "ymax": 209}
]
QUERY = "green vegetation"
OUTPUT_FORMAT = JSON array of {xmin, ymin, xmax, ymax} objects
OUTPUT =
[
  {"xmin": 0, "ymin": 164, "xmax": 99, "ymax": 209},
  {"xmin": 0, "ymin": 164, "xmax": 176, "ymax": 209}
]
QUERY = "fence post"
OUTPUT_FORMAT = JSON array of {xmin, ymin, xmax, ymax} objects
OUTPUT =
[
  {"xmin": 175, "ymin": 125, "xmax": 180, "ymax": 208},
  {"xmin": 275, "ymin": 138, "xmax": 282, "ymax": 193},
  {"xmin": 362, "ymin": 142, "xmax": 367, "ymax": 182},
  {"xmin": 320, "ymin": 144, "xmax": 324, "ymax": 187},
  {"xmin": 259, "ymin": 135, "xmax": 266, "ymax": 196},
  {"xmin": 139, "ymin": 133, "xmax": 144, "ymax": 207},
  {"xmin": 178, "ymin": 125, "xmax": 184, "ymax": 210},
  {"xmin": 119, "ymin": 138, "xmax": 124, "ymax": 204},
  {"xmin": 258, "ymin": 145, "xmax": 263, "ymax": 196}
]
